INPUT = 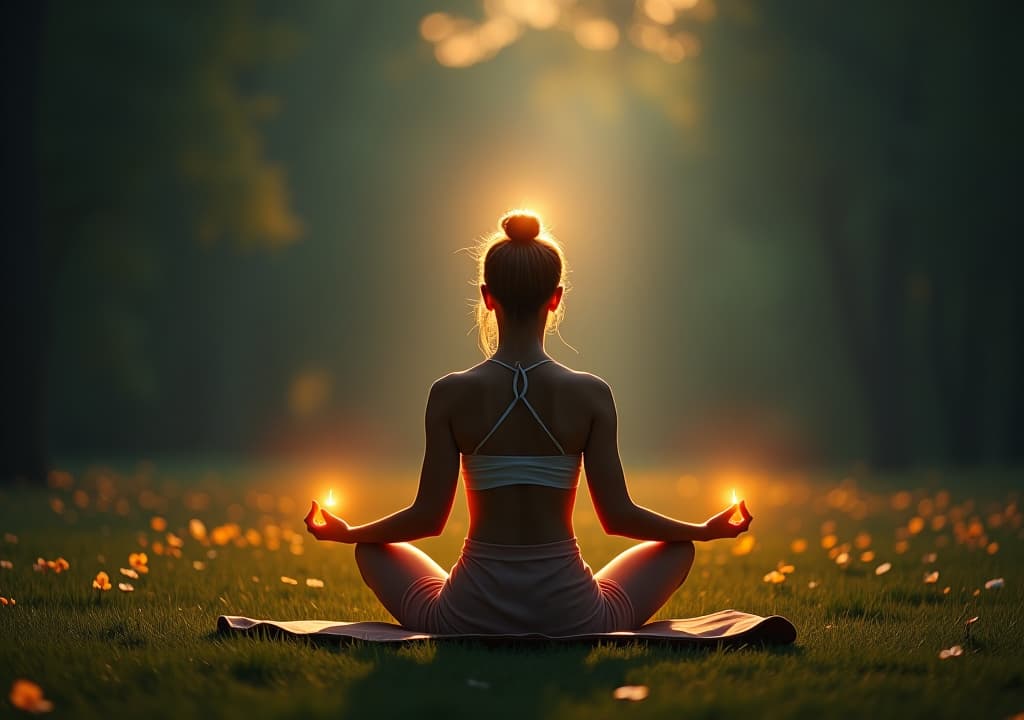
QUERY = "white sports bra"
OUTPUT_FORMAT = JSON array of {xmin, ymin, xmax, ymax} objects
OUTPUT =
[{"xmin": 461, "ymin": 358, "xmax": 582, "ymax": 492}]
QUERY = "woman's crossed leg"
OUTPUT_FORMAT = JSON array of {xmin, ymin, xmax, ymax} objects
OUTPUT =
[{"xmin": 354, "ymin": 539, "xmax": 694, "ymax": 631}]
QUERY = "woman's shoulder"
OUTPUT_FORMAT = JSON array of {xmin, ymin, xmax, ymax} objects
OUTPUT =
[{"xmin": 429, "ymin": 361, "xmax": 611, "ymax": 402}]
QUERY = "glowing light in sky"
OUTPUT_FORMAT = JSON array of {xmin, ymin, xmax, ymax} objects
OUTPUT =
[
  {"xmin": 643, "ymin": 0, "xmax": 677, "ymax": 26},
  {"xmin": 422, "ymin": 0, "xmax": 706, "ymax": 68},
  {"xmin": 325, "ymin": 488, "xmax": 337, "ymax": 508},
  {"xmin": 574, "ymin": 18, "xmax": 620, "ymax": 51},
  {"xmin": 419, "ymin": 12, "xmax": 457, "ymax": 43}
]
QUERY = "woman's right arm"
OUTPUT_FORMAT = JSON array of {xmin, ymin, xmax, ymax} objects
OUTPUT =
[{"xmin": 583, "ymin": 378, "xmax": 752, "ymax": 542}]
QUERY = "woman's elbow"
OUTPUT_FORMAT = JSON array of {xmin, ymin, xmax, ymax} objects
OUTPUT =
[
  {"xmin": 597, "ymin": 505, "xmax": 636, "ymax": 536},
  {"xmin": 413, "ymin": 507, "xmax": 447, "ymax": 537}
]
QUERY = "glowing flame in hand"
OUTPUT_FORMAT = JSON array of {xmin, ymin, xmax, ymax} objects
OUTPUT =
[
  {"xmin": 325, "ymin": 489, "xmax": 336, "ymax": 508},
  {"xmin": 729, "ymin": 488, "xmax": 742, "ymax": 525}
]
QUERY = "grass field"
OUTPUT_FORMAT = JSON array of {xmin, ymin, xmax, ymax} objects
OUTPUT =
[{"xmin": 1, "ymin": 460, "xmax": 1021, "ymax": 719}]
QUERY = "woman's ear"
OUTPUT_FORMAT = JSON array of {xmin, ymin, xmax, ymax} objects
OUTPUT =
[
  {"xmin": 547, "ymin": 286, "xmax": 564, "ymax": 312},
  {"xmin": 480, "ymin": 284, "xmax": 496, "ymax": 311}
]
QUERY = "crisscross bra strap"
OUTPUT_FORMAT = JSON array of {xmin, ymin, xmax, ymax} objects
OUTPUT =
[{"xmin": 471, "ymin": 358, "xmax": 566, "ymax": 455}]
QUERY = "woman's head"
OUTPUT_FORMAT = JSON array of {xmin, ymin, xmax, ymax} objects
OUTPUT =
[{"xmin": 474, "ymin": 210, "xmax": 568, "ymax": 356}]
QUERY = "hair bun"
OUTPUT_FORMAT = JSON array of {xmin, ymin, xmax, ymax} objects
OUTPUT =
[{"xmin": 501, "ymin": 213, "xmax": 541, "ymax": 243}]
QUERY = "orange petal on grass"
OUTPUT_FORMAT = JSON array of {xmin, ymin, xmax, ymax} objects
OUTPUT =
[
  {"xmin": 938, "ymin": 645, "xmax": 963, "ymax": 659},
  {"xmin": 763, "ymin": 570, "xmax": 786, "ymax": 584},
  {"xmin": 192, "ymin": 561, "xmax": 206, "ymax": 571},
  {"xmin": 859, "ymin": 550, "xmax": 875, "ymax": 563},
  {"xmin": 789, "ymin": 538, "xmax": 808, "ymax": 554},
  {"xmin": 875, "ymin": 562, "xmax": 892, "ymax": 576},
  {"xmin": 984, "ymin": 578, "xmax": 1005, "ymax": 590},
  {"xmin": 189, "ymin": 519, "xmax": 208, "ymax": 542},
  {"xmin": 924, "ymin": 571, "xmax": 939, "ymax": 584},
  {"xmin": 1, "ymin": 560, "xmax": 12, "ymax": 569},
  {"xmin": 9, "ymin": 679, "xmax": 54, "ymax": 713},
  {"xmin": 128, "ymin": 553, "xmax": 149, "ymax": 574},
  {"xmin": 117, "ymin": 583, "xmax": 134, "ymax": 592},
  {"xmin": 777, "ymin": 563, "xmax": 795, "ymax": 574},
  {"xmin": 150, "ymin": 516, "xmax": 167, "ymax": 532},
  {"xmin": 280, "ymin": 576, "xmax": 298, "ymax": 585},
  {"xmin": 612, "ymin": 685, "xmax": 649, "ymax": 701},
  {"xmin": 306, "ymin": 578, "xmax": 325, "ymax": 588}
]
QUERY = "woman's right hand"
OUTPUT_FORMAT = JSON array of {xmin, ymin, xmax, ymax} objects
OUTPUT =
[
  {"xmin": 304, "ymin": 500, "xmax": 352, "ymax": 543},
  {"xmin": 702, "ymin": 500, "xmax": 753, "ymax": 541}
]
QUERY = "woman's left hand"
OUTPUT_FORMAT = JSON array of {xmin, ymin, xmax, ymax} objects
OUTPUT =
[{"xmin": 304, "ymin": 501, "xmax": 352, "ymax": 543}]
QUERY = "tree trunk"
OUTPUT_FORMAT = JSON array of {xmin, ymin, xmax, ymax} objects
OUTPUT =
[{"xmin": 0, "ymin": 3, "xmax": 47, "ymax": 484}]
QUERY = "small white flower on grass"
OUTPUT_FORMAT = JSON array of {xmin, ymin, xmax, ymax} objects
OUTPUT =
[
  {"xmin": 466, "ymin": 678, "xmax": 490, "ymax": 689},
  {"xmin": 192, "ymin": 561, "xmax": 206, "ymax": 571},
  {"xmin": 984, "ymin": 578, "xmax": 1004, "ymax": 590},
  {"xmin": 0, "ymin": 560, "xmax": 12, "ymax": 569},
  {"xmin": 613, "ymin": 685, "xmax": 649, "ymax": 701},
  {"xmin": 938, "ymin": 645, "xmax": 963, "ymax": 659},
  {"xmin": 117, "ymin": 583, "xmax": 134, "ymax": 592},
  {"xmin": 875, "ymin": 563, "xmax": 892, "ymax": 576},
  {"xmin": 119, "ymin": 568, "xmax": 139, "ymax": 579},
  {"xmin": 306, "ymin": 578, "xmax": 324, "ymax": 588},
  {"xmin": 280, "ymin": 576, "xmax": 298, "ymax": 585},
  {"xmin": 808, "ymin": 580, "xmax": 820, "ymax": 589}
]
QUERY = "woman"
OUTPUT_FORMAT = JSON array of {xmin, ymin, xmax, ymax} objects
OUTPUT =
[{"xmin": 304, "ymin": 210, "xmax": 753, "ymax": 635}]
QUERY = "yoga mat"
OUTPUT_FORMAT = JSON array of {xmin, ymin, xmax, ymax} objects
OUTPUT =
[{"xmin": 217, "ymin": 609, "xmax": 796, "ymax": 647}]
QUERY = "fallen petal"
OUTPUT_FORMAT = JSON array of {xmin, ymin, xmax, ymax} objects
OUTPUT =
[
  {"xmin": 613, "ymin": 685, "xmax": 649, "ymax": 701},
  {"xmin": 9, "ymin": 679, "xmax": 54, "ymax": 713},
  {"xmin": 938, "ymin": 645, "xmax": 963, "ymax": 659}
]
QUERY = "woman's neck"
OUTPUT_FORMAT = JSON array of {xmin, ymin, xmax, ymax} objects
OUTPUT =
[{"xmin": 493, "ymin": 319, "xmax": 548, "ymax": 364}]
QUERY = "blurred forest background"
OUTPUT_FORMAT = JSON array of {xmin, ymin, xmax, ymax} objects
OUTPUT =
[{"xmin": 3, "ymin": 0, "xmax": 1021, "ymax": 484}]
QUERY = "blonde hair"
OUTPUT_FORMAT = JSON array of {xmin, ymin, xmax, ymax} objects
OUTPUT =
[{"xmin": 473, "ymin": 210, "xmax": 570, "ymax": 357}]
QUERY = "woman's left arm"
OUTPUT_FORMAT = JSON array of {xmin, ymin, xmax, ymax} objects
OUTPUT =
[{"xmin": 305, "ymin": 378, "xmax": 460, "ymax": 544}]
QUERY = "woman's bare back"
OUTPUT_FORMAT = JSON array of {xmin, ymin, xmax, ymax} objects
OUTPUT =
[{"xmin": 436, "ymin": 359, "xmax": 603, "ymax": 544}]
